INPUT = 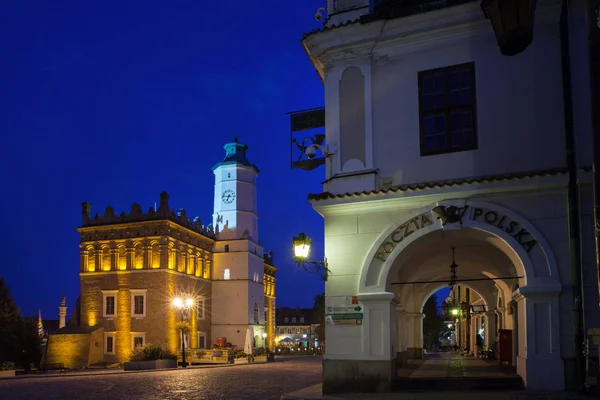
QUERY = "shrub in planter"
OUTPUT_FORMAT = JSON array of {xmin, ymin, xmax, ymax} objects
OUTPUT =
[
  {"xmin": 130, "ymin": 344, "xmax": 176, "ymax": 362},
  {"xmin": 1, "ymin": 362, "xmax": 16, "ymax": 371}
]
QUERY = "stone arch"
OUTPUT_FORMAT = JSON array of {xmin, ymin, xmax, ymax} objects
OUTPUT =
[
  {"xmin": 359, "ymin": 199, "xmax": 560, "ymax": 295},
  {"xmin": 417, "ymin": 282, "xmax": 493, "ymax": 313}
]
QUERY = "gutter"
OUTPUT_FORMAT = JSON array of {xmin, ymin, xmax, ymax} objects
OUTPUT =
[{"xmin": 560, "ymin": 0, "xmax": 587, "ymax": 390}]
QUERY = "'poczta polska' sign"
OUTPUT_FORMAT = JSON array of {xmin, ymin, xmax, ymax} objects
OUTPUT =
[{"xmin": 374, "ymin": 206, "xmax": 537, "ymax": 262}]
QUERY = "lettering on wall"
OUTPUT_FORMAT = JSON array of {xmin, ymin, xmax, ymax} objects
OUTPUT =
[
  {"xmin": 374, "ymin": 213, "xmax": 433, "ymax": 262},
  {"xmin": 373, "ymin": 205, "xmax": 538, "ymax": 263},
  {"xmin": 469, "ymin": 207, "xmax": 537, "ymax": 253}
]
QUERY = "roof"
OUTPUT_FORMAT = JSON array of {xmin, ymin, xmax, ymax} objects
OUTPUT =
[
  {"xmin": 308, "ymin": 167, "xmax": 584, "ymax": 202},
  {"xmin": 49, "ymin": 325, "xmax": 101, "ymax": 335},
  {"xmin": 276, "ymin": 307, "xmax": 317, "ymax": 326},
  {"xmin": 211, "ymin": 138, "xmax": 259, "ymax": 173}
]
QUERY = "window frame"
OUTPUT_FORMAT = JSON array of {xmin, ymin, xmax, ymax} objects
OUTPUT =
[
  {"xmin": 198, "ymin": 331, "xmax": 207, "ymax": 349},
  {"xmin": 104, "ymin": 332, "xmax": 116, "ymax": 355},
  {"xmin": 197, "ymin": 297, "xmax": 206, "ymax": 320},
  {"xmin": 131, "ymin": 332, "xmax": 146, "ymax": 350},
  {"xmin": 418, "ymin": 61, "xmax": 478, "ymax": 156},
  {"xmin": 130, "ymin": 289, "xmax": 147, "ymax": 318},
  {"xmin": 102, "ymin": 290, "xmax": 118, "ymax": 319}
]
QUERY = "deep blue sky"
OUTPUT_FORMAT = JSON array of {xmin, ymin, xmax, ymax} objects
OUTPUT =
[{"xmin": 0, "ymin": 0, "xmax": 328, "ymax": 320}]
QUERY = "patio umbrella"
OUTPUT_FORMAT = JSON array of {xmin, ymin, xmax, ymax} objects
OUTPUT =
[{"xmin": 244, "ymin": 327, "xmax": 254, "ymax": 354}]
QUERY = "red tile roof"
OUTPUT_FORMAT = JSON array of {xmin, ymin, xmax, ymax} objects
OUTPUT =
[{"xmin": 308, "ymin": 167, "xmax": 585, "ymax": 201}]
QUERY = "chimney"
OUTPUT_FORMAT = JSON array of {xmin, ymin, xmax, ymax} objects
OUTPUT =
[
  {"xmin": 59, "ymin": 295, "xmax": 67, "ymax": 329},
  {"xmin": 81, "ymin": 202, "xmax": 92, "ymax": 225}
]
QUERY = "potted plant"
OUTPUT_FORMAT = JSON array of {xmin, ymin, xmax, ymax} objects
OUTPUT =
[
  {"xmin": 123, "ymin": 344, "xmax": 178, "ymax": 371},
  {"xmin": 253, "ymin": 347, "xmax": 268, "ymax": 363},
  {"xmin": 233, "ymin": 351, "xmax": 248, "ymax": 364},
  {"xmin": 0, "ymin": 362, "xmax": 16, "ymax": 377}
]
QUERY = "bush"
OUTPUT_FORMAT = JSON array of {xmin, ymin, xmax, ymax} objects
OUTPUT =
[
  {"xmin": 130, "ymin": 344, "xmax": 177, "ymax": 361},
  {"xmin": 254, "ymin": 347, "xmax": 266, "ymax": 356},
  {"xmin": 234, "ymin": 351, "xmax": 247, "ymax": 359},
  {"xmin": 1, "ymin": 361, "xmax": 16, "ymax": 371}
]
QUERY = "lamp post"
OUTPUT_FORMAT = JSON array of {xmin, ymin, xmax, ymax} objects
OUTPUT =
[
  {"xmin": 173, "ymin": 297, "xmax": 194, "ymax": 368},
  {"xmin": 293, "ymin": 233, "xmax": 330, "ymax": 281}
]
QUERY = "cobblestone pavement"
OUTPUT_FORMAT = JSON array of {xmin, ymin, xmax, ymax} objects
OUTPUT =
[{"xmin": 0, "ymin": 357, "xmax": 322, "ymax": 400}]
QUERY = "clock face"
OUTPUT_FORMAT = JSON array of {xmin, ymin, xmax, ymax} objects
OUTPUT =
[{"xmin": 222, "ymin": 189, "xmax": 235, "ymax": 204}]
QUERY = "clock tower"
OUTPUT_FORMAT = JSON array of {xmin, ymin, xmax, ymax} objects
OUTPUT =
[
  {"xmin": 211, "ymin": 137, "xmax": 259, "ymax": 241},
  {"xmin": 210, "ymin": 137, "xmax": 266, "ymax": 348}
]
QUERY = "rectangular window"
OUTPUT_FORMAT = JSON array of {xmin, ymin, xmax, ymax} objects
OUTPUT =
[
  {"xmin": 106, "ymin": 297, "xmax": 115, "ymax": 315},
  {"xmin": 198, "ymin": 332, "xmax": 206, "ymax": 349},
  {"xmin": 287, "ymin": 328, "xmax": 292, "ymax": 334},
  {"xmin": 302, "ymin": 328, "xmax": 307, "ymax": 334},
  {"xmin": 279, "ymin": 328, "xmax": 284, "ymax": 334},
  {"xmin": 102, "ymin": 290, "xmax": 118, "ymax": 318},
  {"xmin": 418, "ymin": 62, "xmax": 477, "ymax": 156},
  {"xmin": 296, "ymin": 328, "xmax": 300, "ymax": 334},
  {"xmin": 292, "ymin": 318, "xmax": 296, "ymax": 323},
  {"xmin": 130, "ymin": 290, "xmax": 147, "ymax": 318},
  {"xmin": 104, "ymin": 333, "xmax": 115, "ymax": 355},
  {"xmin": 132, "ymin": 333, "xmax": 145, "ymax": 350},
  {"xmin": 197, "ymin": 299, "xmax": 205, "ymax": 320},
  {"xmin": 300, "ymin": 317, "xmax": 304, "ymax": 323}
]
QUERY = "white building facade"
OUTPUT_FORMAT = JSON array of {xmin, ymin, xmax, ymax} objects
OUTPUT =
[{"xmin": 299, "ymin": 0, "xmax": 597, "ymax": 394}]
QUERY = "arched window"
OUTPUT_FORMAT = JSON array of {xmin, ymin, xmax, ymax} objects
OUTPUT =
[
  {"xmin": 224, "ymin": 269, "xmax": 230, "ymax": 280},
  {"xmin": 253, "ymin": 303, "xmax": 259, "ymax": 323}
]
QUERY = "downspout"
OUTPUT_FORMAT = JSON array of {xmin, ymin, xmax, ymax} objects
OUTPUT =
[{"xmin": 560, "ymin": 0, "xmax": 586, "ymax": 390}]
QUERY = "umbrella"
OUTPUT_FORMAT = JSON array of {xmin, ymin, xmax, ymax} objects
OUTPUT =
[{"xmin": 244, "ymin": 327, "xmax": 254, "ymax": 354}]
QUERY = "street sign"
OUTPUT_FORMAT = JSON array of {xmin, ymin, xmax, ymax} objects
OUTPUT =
[
  {"xmin": 326, "ymin": 305, "xmax": 362, "ymax": 314},
  {"xmin": 328, "ymin": 313, "xmax": 363, "ymax": 320}
]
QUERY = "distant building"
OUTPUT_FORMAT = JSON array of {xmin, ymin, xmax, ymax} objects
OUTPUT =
[
  {"xmin": 44, "ymin": 139, "xmax": 276, "ymax": 368},
  {"xmin": 275, "ymin": 307, "xmax": 319, "ymax": 349}
]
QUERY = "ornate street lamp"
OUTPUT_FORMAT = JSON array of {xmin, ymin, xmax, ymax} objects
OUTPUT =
[
  {"xmin": 481, "ymin": 0, "xmax": 537, "ymax": 56},
  {"xmin": 293, "ymin": 233, "xmax": 330, "ymax": 281},
  {"xmin": 172, "ymin": 297, "xmax": 194, "ymax": 368}
]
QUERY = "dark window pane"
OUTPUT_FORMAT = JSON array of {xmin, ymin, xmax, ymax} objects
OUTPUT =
[
  {"xmin": 434, "ymin": 74, "xmax": 444, "ymax": 91},
  {"xmin": 458, "ymin": 89, "xmax": 471, "ymax": 105},
  {"xmin": 423, "ymin": 115, "xmax": 434, "ymax": 133},
  {"xmin": 422, "ymin": 76, "xmax": 434, "ymax": 93},
  {"xmin": 422, "ymin": 94, "xmax": 434, "ymax": 111},
  {"xmin": 450, "ymin": 113, "xmax": 461, "ymax": 130},
  {"xmin": 434, "ymin": 115, "xmax": 446, "ymax": 132},
  {"xmin": 433, "ymin": 93, "xmax": 445, "ymax": 109},
  {"xmin": 451, "ymin": 129, "xmax": 475, "ymax": 148},
  {"xmin": 107, "ymin": 337, "xmax": 113, "ymax": 353},
  {"xmin": 423, "ymin": 133, "xmax": 446, "ymax": 153},
  {"xmin": 462, "ymin": 111, "xmax": 473, "ymax": 127},
  {"xmin": 449, "ymin": 90, "xmax": 459, "ymax": 106}
]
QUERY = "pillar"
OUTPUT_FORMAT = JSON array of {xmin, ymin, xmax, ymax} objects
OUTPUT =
[
  {"xmin": 322, "ymin": 292, "xmax": 397, "ymax": 394},
  {"xmin": 485, "ymin": 310, "xmax": 497, "ymax": 349},
  {"xmin": 143, "ymin": 244, "xmax": 151, "ymax": 269}
]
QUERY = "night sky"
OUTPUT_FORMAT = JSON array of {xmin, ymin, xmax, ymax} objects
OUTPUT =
[{"xmin": 0, "ymin": 0, "xmax": 328, "ymax": 320}]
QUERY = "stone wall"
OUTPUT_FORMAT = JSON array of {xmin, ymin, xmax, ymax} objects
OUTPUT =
[{"xmin": 45, "ymin": 328, "xmax": 104, "ymax": 369}]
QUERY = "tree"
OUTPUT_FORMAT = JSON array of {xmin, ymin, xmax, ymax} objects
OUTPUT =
[
  {"xmin": 313, "ymin": 293, "xmax": 325, "ymax": 344},
  {"xmin": 0, "ymin": 277, "xmax": 42, "ymax": 369},
  {"xmin": 0, "ymin": 276, "xmax": 21, "ymax": 365},
  {"xmin": 422, "ymin": 293, "xmax": 444, "ymax": 351}
]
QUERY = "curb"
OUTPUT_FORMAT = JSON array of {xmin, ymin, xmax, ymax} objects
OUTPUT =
[{"xmin": 0, "ymin": 361, "xmax": 262, "ymax": 382}]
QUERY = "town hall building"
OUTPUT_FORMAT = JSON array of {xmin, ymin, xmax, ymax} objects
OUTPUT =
[{"xmin": 45, "ymin": 138, "xmax": 276, "ymax": 367}]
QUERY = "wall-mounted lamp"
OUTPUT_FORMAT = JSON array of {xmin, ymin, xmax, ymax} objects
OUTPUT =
[{"xmin": 293, "ymin": 232, "xmax": 330, "ymax": 281}]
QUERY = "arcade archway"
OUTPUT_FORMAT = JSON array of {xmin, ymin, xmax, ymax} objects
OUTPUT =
[{"xmin": 356, "ymin": 200, "xmax": 563, "ymax": 390}]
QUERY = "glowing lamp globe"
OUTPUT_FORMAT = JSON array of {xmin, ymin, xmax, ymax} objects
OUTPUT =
[
  {"xmin": 293, "ymin": 233, "xmax": 312, "ymax": 260},
  {"xmin": 173, "ymin": 297, "xmax": 183, "ymax": 308}
]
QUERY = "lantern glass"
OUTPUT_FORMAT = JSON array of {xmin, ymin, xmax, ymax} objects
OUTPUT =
[
  {"xmin": 293, "ymin": 233, "xmax": 311, "ymax": 260},
  {"xmin": 481, "ymin": 0, "xmax": 537, "ymax": 56}
]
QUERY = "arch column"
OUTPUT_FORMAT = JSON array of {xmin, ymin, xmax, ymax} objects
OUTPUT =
[
  {"xmin": 485, "ymin": 310, "xmax": 497, "ymax": 349},
  {"xmin": 322, "ymin": 292, "xmax": 398, "ymax": 395}
]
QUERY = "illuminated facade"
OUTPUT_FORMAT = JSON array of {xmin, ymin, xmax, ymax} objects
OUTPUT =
[{"xmin": 46, "ymin": 139, "xmax": 276, "ymax": 367}]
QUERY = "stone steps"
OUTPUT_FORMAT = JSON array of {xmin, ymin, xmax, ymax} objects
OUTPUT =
[{"xmin": 393, "ymin": 376, "xmax": 525, "ymax": 391}]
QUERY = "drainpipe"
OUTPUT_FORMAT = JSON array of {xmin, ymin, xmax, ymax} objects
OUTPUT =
[
  {"xmin": 560, "ymin": 0, "xmax": 586, "ymax": 390},
  {"xmin": 583, "ymin": 0, "xmax": 600, "ymax": 319}
]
